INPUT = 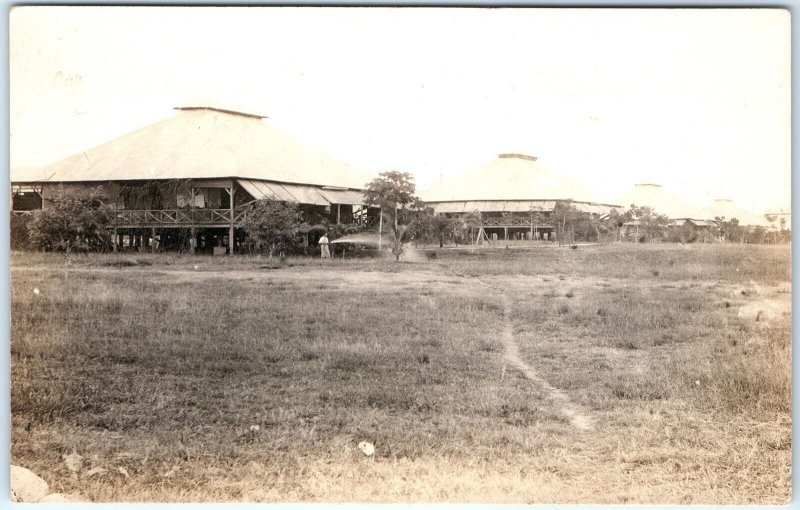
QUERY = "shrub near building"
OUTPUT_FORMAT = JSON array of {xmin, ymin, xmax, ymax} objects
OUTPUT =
[{"xmin": 27, "ymin": 187, "xmax": 114, "ymax": 254}]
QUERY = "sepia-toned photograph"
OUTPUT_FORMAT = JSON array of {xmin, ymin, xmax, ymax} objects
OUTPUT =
[{"xmin": 7, "ymin": 6, "xmax": 791, "ymax": 504}]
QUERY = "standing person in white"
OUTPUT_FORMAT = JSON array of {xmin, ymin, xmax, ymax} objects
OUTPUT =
[{"xmin": 319, "ymin": 233, "xmax": 331, "ymax": 259}]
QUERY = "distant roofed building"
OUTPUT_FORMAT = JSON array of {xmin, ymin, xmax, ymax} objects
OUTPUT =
[
  {"xmin": 703, "ymin": 198, "xmax": 771, "ymax": 228},
  {"xmin": 616, "ymin": 183, "xmax": 711, "ymax": 226},
  {"xmin": 420, "ymin": 153, "xmax": 622, "ymax": 242},
  {"xmin": 764, "ymin": 208, "xmax": 791, "ymax": 231}
]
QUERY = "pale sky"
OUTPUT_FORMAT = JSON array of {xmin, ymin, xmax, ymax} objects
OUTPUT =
[{"xmin": 9, "ymin": 7, "xmax": 792, "ymax": 214}]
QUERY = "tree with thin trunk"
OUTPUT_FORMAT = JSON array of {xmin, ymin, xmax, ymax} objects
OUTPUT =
[
  {"xmin": 363, "ymin": 171, "xmax": 422, "ymax": 262},
  {"xmin": 552, "ymin": 201, "xmax": 582, "ymax": 246}
]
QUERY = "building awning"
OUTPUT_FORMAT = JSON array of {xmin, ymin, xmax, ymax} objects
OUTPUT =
[
  {"xmin": 238, "ymin": 179, "xmax": 366, "ymax": 206},
  {"xmin": 237, "ymin": 179, "xmax": 329, "ymax": 206},
  {"xmin": 318, "ymin": 188, "xmax": 365, "ymax": 205},
  {"xmin": 279, "ymin": 183, "xmax": 330, "ymax": 205}
]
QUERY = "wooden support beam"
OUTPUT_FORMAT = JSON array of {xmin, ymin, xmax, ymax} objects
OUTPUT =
[
  {"xmin": 113, "ymin": 228, "xmax": 118, "ymax": 253},
  {"xmin": 530, "ymin": 215, "xmax": 534, "ymax": 240},
  {"xmin": 229, "ymin": 180, "xmax": 235, "ymax": 255},
  {"xmin": 151, "ymin": 226, "xmax": 157, "ymax": 253},
  {"xmin": 190, "ymin": 179, "xmax": 197, "ymax": 254}
]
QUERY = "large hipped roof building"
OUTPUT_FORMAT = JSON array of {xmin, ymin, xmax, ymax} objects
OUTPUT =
[
  {"xmin": 12, "ymin": 103, "xmax": 371, "ymax": 196},
  {"xmin": 11, "ymin": 104, "xmax": 377, "ymax": 253}
]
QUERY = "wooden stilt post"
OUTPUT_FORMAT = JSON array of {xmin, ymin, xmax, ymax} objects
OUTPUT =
[
  {"xmin": 529, "ymin": 215, "xmax": 534, "ymax": 241},
  {"xmin": 378, "ymin": 208, "xmax": 383, "ymax": 250},
  {"xmin": 190, "ymin": 182, "xmax": 197, "ymax": 255},
  {"xmin": 336, "ymin": 203, "xmax": 341, "ymax": 225},
  {"xmin": 112, "ymin": 185, "xmax": 118, "ymax": 252},
  {"xmin": 151, "ymin": 226, "xmax": 156, "ymax": 253},
  {"xmin": 229, "ymin": 180, "xmax": 235, "ymax": 255}
]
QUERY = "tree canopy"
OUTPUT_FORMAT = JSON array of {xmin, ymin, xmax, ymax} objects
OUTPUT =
[
  {"xmin": 363, "ymin": 171, "xmax": 420, "ymax": 212},
  {"xmin": 627, "ymin": 204, "xmax": 671, "ymax": 242},
  {"xmin": 363, "ymin": 171, "xmax": 423, "ymax": 261}
]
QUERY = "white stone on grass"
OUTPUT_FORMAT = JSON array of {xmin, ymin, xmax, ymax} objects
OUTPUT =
[
  {"xmin": 10, "ymin": 465, "xmax": 49, "ymax": 502},
  {"xmin": 358, "ymin": 441, "xmax": 375, "ymax": 457}
]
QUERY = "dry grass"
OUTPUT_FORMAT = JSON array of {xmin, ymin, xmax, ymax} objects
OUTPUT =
[{"xmin": 9, "ymin": 243, "xmax": 791, "ymax": 503}]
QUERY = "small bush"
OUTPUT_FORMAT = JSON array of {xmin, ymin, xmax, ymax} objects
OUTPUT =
[
  {"xmin": 27, "ymin": 187, "xmax": 113, "ymax": 253},
  {"xmin": 10, "ymin": 214, "xmax": 33, "ymax": 250}
]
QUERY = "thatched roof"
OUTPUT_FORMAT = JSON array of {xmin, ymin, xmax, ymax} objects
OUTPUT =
[
  {"xmin": 616, "ymin": 183, "xmax": 706, "ymax": 221},
  {"xmin": 10, "ymin": 105, "xmax": 373, "ymax": 190},
  {"xmin": 421, "ymin": 153, "xmax": 603, "ymax": 204},
  {"xmin": 703, "ymin": 198, "xmax": 770, "ymax": 227}
]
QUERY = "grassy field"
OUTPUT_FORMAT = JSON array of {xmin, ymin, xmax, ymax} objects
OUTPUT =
[{"xmin": 9, "ymin": 243, "xmax": 791, "ymax": 503}]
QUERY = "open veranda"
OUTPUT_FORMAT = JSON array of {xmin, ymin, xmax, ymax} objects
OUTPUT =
[{"xmin": 10, "ymin": 243, "xmax": 791, "ymax": 504}]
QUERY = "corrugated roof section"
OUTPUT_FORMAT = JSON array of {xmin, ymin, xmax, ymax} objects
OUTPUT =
[
  {"xmin": 318, "ymin": 189, "xmax": 365, "ymax": 205},
  {"xmin": 431, "ymin": 202, "xmax": 467, "ymax": 214},
  {"xmin": 10, "ymin": 167, "xmax": 53, "ymax": 182},
  {"xmin": 16, "ymin": 107, "xmax": 374, "ymax": 189},
  {"xmin": 238, "ymin": 180, "xmax": 283, "ymax": 201},
  {"xmin": 429, "ymin": 199, "xmax": 619, "ymax": 216},
  {"xmin": 237, "ymin": 179, "xmax": 330, "ymax": 206},
  {"xmin": 279, "ymin": 184, "xmax": 330, "ymax": 206}
]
